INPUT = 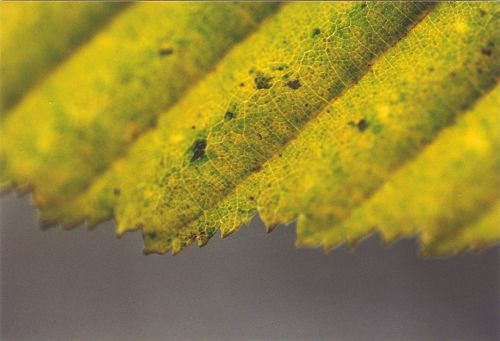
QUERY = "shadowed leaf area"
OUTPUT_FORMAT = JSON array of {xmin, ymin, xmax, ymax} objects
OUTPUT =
[{"xmin": 1, "ymin": 2, "xmax": 498, "ymax": 256}]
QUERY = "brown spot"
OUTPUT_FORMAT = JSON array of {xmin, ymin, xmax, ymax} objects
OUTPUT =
[
  {"xmin": 254, "ymin": 72, "xmax": 273, "ymax": 89},
  {"xmin": 159, "ymin": 47, "xmax": 174, "ymax": 56},
  {"xmin": 349, "ymin": 119, "xmax": 368, "ymax": 132},
  {"xmin": 190, "ymin": 138, "xmax": 207, "ymax": 162},
  {"xmin": 481, "ymin": 48, "xmax": 493, "ymax": 56},
  {"xmin": 148, "ymin": 232, "xmax": 157, "ymax": 239},
  {"xmin": 286, "ymin": 79, "xmax": 301, "ymax": 90},
  {"xmin": 113, "ymin": 188, "xmax": 121, "ymax": 196},
  {"xmin": 225, "ymin": 111, "xmax": 235, "ymax": 121},
  {"xmin": 357, "ymin": 119, "xmax": 368, "ymax": 132}
]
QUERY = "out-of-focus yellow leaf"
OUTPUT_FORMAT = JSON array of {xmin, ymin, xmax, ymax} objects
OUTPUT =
[
  {"xmin": 0, "ymin": 2, "xmax": 127, "ymax": 112},
  {"xmin": 1, "ymin": 2, "xmax": 498, "ymax": 256},
  {"xmin": 322, "ymin": 85, "xmax": 499, "ymax": 256}
]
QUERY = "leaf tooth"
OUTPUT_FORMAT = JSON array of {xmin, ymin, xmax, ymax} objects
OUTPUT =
[
  {"xmin": 220, "ymin": 227, "xmax": 237, "ymax": 239},
  {"xmin": 196, "ymin": 234, "xmax": 210, "ymax": 247}
]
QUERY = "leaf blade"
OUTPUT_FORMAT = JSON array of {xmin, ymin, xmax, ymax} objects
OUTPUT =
[
  {"xmin": 5, "ymin": 2, "xmax": 499, "ymax": 256},
  {"xmin": 50, "ymin": 2, "xmax": 436, "ymax": 254},
  {"xmin": 0, "ymin": 2, "xmax": 279, "ymax": 207},
  {"xmin": 0, "ymin": 2, "xmax": 127, "ymax": 112}
]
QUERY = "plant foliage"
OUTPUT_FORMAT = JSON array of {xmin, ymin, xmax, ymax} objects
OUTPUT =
[{"xmin": 1, "ymin": 2, "xmax": 498, "ymax": 255}]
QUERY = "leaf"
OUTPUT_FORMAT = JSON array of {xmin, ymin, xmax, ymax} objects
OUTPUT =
[
  {"xmin": 0, "ymin": 2, "xmax": 279, "ymax": 204},
  {"xmin": 1, "ymin": 2, "xmax": 499, "ymax": 256},
  {"xmin": 322, "ymin": 86, "xmax": 500, "ymax": 256},
  {"xmin": 0, "ymin": 2, "xmax": 127, "ymax": 112}
]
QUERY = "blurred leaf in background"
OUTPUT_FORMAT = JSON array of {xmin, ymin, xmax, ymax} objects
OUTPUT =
[{"xmin": 0, "ymin": 2, "xmax": 127, "ymax": 112}]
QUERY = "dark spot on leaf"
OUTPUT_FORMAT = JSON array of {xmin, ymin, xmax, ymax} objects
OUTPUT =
[
  {"xmin": 248, "ymin": 196, "xmax": 255, "ymax": 201},
  {"xmin": 428, "ymin": 66, "xmax": 434, "ymax": 72},
  {"xmin": 481, "ymin": 48, "xmax": 493, "ymax": 56},
  {"xmin": 239, "ymin": 82, "xmax": 245, "ymax": 87},
  {"xmin": 190, "ymin": 138, "xmax": 207, "ymax": 163},
  {"xmin": 113, "ymin": 188, "xmax": 121, "ymax": 196},
  {"xmin": 349, "ymin": 119, "xmax": 368, "ymax": 132},
  {"xmin": 254, "ymin": 72, "xmax": 273, "ymax": 89},
  {"xmin": 148, "ymin": 232, "xmax": 157, "ymax": 239},
  {"xmin": 357, "ymin": 119, "xmax": 368, "ymax": 132},
  {"xmin": 225, "ymin": 111, "xmax": 235, "ymax": 121},
  {"xmin": 159, "ymin": 47, "xmax": 174, "ymax": 56},
  {"xmin": 311, "ymin": 28, "xmax": 321, "ymax": 37},
  {"xmin": 191, "ymin": 125, "xmax": 196, "ymax": 130},
  {"xmin": 360, "ymin": 3, "xmax": 367, "ymax": 8},
  {"xmin": 286, "ymin": 79, "xmax": 301, "ymax": 90},
  {"xmin": 479, "ymin": 9, "xmax": 487, "ymax": 17}
]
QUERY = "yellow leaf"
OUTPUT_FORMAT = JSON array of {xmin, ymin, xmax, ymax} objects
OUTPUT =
[
  {"xmin": 0, "ymin": 2, "xmax": 127, "ymax": 112},
  {"xmin": 1, "ymin": 2, "xmax": 499, "ymax": 256},
  {"xmin": 0, "ymin": 2, "xmax": 279, "ymax": 205},
  {"xmin": 323, "ymin": 85, "xmax": 499, "ymax": 256}
]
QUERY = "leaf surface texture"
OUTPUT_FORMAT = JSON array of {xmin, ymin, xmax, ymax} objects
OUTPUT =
[{"xmin": 1, "ymin": 2, "xmax": 498, "ymax": 256}]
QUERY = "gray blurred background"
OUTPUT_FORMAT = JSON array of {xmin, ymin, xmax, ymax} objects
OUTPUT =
[{"xmin": 1, "ymin": 193, "xmax": 499, "ymax": 341}]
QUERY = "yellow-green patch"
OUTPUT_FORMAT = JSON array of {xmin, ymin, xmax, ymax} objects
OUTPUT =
[{"xmin": 0, "ymin": 2, "xmax": 127, "ymax": 112}]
